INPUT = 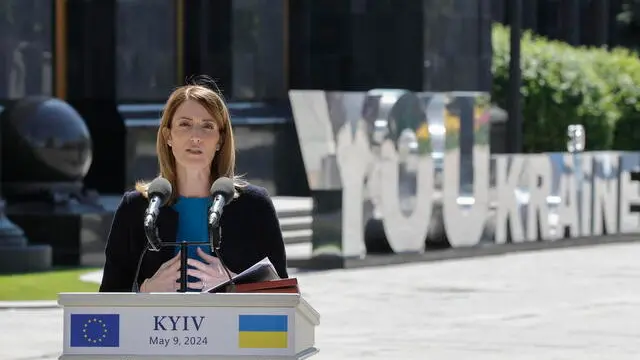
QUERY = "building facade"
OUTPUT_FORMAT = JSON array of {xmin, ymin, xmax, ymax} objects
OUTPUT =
[{"xmin": 0, "ymin": 0, "xmax": 624, "ymax": 196}]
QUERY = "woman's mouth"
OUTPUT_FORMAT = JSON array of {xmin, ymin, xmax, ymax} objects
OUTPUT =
[{"xmin": 186, "ymin": 149, "xmax": 203, "ymax": 154}]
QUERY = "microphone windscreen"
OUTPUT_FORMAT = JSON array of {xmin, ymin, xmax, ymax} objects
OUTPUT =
[
  {"xmin": 148, "ymin": 177, "xmax": 172, "ymax": 205},
  {"xmin": 210, "ymin": 177, "xmax": 235, "ymax": 204}
]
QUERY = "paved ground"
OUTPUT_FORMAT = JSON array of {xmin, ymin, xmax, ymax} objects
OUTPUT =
[{"xmin": 2, "ymin": 242, "xmax": 640, "ymax": 359}]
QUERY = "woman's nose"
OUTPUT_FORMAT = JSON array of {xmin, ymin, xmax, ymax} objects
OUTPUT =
[{"xmin": 187, "ymin": 124, "xmax": 208, "ymax": 136}]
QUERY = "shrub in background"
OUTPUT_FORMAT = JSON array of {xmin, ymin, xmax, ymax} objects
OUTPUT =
[{"xmin": 491, "ymin": 24, "xmax": 640, "ymax": 152}]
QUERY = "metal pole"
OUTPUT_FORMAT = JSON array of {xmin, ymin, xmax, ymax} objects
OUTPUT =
[
  {"xmin": 594, "ymin": 0, "xmax": 610, "ymax": 46},
  {"xmin": 507, "ymin": 0, "xmax": 523, "ymax": 154},
  {"xmin": 568, "ymin": 0, "xmax": 581, "ymax": 45},
  {"xmin": 179, "ymin": 241, "xmax": 188, "ymax": 292}
]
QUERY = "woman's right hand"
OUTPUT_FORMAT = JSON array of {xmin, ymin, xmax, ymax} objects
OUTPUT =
[{"xmin": 140, "ymin": 251, "xmax": 181, "ymax": 292}]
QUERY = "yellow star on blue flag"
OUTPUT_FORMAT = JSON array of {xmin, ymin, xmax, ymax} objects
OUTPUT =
[{"xmin": 70, "ymin": 314, "xmax": 120, "ymax": 347}]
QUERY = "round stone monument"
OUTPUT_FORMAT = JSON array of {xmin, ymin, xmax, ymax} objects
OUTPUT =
[
  {"xmin": 0, "ymin": 96, "xmax": 95, "ymax": 271},
  {"xmin": 2, "ymin": 96, "xmax": 93, "ymax": 198}
]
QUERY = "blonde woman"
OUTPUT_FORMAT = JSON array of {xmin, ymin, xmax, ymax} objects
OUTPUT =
[{"xmin": 99, "ymin": 79, "xmax": 288, "ymax": 292}]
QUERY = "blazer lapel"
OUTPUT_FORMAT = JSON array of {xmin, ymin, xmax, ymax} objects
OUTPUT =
[
  {"xmin": 156, "ymin": 206, "xmax": 179, "ymax": 263},
  {"xmin": 137, "ymin": 205, "xmax": 180, "ymax": 286}
]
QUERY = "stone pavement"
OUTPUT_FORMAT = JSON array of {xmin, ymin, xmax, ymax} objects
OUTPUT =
[{"xmin": 3, "ymin": 242, "xmax": 640, "ymax": 359}]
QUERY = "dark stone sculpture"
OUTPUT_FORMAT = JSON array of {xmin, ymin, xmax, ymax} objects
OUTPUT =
[
  {"xmin": 0, "ymin": 103, "xmax": 52, "ymax": 273},
  {"xmin": 1, "ymin": 97, "xmax": 113, "ymax": 267}
]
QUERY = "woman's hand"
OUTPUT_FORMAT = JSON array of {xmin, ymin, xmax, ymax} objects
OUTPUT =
[
  {"xmin": 140, "ymin": 251, "xmax": 181, "ymax": 292},
  {"xmin": 187, "ymin": 247, "xmax": 237, "ymax": 291}
]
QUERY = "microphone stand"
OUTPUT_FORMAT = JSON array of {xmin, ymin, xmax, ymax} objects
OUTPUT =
[
  {"xmin": 136, "ymin": 223, "xmax": 234, "ymax": 293},
  {"xmin": 135, "ymin": 224, "xmax": 163, "ymax": 292},
  {"xmin": 158, "ymin": 240, "xmax": 212, "ymax": 292},
  {"xmin": 133, "ymin": 241, "xmax": 210, "ymax": 292},
  {"xmin": 132, "ymin": 244, "xmax": 150, "ymax": 292},
  {"xmin": 209, "ymin": 224, "xmax": 236, "ymax": 292}
]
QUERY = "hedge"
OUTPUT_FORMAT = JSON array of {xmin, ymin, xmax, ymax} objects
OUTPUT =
[{"xmin": 491, "ymin": 24, "xmax": 640, "ymax": 152}]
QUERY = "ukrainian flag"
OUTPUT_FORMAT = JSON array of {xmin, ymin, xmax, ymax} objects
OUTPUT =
[{"xmin": 238, "ymin": 314, "xmax": 288, "ymax": 349}]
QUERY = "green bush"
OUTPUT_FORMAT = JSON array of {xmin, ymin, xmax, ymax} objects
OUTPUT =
[
  {"xmin": 491, "ymin": 24, "xmax": 640, "ymax": 152},
  {"xmin": 593, "ymin": 48, "xmax": 640, "ymax": 150}
]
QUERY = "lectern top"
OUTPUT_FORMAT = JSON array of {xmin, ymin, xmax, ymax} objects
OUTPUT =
[{"xmin": 58, "ymin": 292, "xmax": 305, "ymax": 309}]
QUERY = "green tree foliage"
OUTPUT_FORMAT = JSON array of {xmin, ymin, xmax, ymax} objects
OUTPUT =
[{"xmin": 491, "ymin": 24, "xmax": 640, "ymax": 152}]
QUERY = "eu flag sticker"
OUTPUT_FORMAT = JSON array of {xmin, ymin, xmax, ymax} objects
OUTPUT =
[{"xmin": 70, "ymin": 314, "xmax": 120, "ymax": 347}]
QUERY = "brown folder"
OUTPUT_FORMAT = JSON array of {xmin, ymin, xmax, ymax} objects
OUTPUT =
[{"xmin": 230, "ymin": 278, "xmax": 299, "ymax": 294}]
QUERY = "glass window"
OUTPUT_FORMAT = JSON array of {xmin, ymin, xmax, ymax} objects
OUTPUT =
[
  {"xmin": 116, "ymin": 0, "xmax": 176, "ymax": 101},
  {"xmin": 231, "ymin": 0, "xmax": 286, "ymax": 100},
  {"xmin": 0, "ymin": 0, "xmax": 52, "ymax": 100}
]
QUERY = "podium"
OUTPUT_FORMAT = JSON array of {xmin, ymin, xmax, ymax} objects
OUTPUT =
[{"xmin": 57, "ymin": 292, "xmax": 320, "ymax": 359}]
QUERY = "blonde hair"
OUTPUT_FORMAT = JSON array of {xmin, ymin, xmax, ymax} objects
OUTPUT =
[{"xmin": 135, "ymin": 83, "xmax": 246, "ymax": 204}]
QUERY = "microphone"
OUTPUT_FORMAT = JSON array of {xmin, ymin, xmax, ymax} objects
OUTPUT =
[
  {"xmin": 208, "ymin": 177, "xmax": 235, "ymax": 229},
  {"xmin": 207, "ymin": 177, "xmax": 236, "ymax": 292},
  {"xmin": 133, "ymin": 177, "xmax": 172, "ymax": 292},
  {"xmin": 143, "ymin": 177, "xmax": 172, "ymax": 251}
]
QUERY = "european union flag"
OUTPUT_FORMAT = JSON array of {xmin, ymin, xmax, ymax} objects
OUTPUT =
[{"xmin": 70, "ymin": 314, "xmax": 120, "ymax": 347}]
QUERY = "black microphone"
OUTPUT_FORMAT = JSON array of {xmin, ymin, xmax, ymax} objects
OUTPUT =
[
  {"xmin": 207, "ymin": 177, "xmax": 236, "ymax": 292},
  {"xmin": 133, "ymin": 177, "xmax": 172, "ymax": 292},
  {"xmin": 208, "ymin": 177, "xmax": 235, "ymax": 229},
  {"xmin": 143, "ymin": 177, "xmax": 172, "ymax": 252}
]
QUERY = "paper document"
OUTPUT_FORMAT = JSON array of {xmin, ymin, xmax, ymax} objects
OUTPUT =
[{"xmin": 204, "ymin": 257, "xmax": 280, "ymax": 293}]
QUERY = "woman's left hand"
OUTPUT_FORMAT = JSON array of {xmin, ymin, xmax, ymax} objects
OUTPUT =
[{"xmin": 187, "ymin": 247, "xmax": 237, "ymax": 291}]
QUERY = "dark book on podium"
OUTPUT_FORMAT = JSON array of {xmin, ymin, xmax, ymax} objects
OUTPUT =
[{"xmin": 204, "ymin": 257, "xmax": 299, "ymax": 294}]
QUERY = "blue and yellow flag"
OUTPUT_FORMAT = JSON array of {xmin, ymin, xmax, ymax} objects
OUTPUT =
[
  {"xmin": 70, "ymin": 314, "xmax": 120, "ymax": 348},
  {"xmin": 238, "ymin": 314, "xmax": 288, "ymax": 349}
]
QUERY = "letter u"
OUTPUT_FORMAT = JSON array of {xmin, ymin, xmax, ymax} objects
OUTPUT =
[
  {"xmin": 441, "ymin": 94, "xmax": 490, "ymax": 247},
  {"xmin": 377, "ymin": 140, "xmax": 434, "ymax": 252}
]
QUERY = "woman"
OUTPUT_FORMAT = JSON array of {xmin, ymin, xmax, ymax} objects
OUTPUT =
[{"xmin": 99, "ymin": 80, "xmax": 288, "ymax": 292}]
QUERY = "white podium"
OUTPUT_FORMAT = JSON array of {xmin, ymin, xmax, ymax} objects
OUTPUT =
[{"xmin": 57, "ymin": 292, "xmax": 320, "ymax": 359}]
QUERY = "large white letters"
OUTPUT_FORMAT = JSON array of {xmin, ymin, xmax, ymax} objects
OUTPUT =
[
  {"xmin": 290, "ymin": 90, "xmax": 640, "ymax": 261},
  {"xmin": 442, "ymin": 147, "xmax": 489, "ymax": 247},
  {"xmin": 336, "ymin": 120, "xmax": 372, "ymax": 257},
  {"xmin": 494, "ymin": 156, "xmax": 525, "ymax": 244},
  {"xmin": 526, "ymin": 155, "xmax": 553, "ymax": 241},
  {"xmin": 579, "ymin": 154, "xmax": 593, "ymax": 236},
  {"xmin": 377, "ymin": 140, "xmax": 434, "ymax": 252},
  {"xmin": 592, "ymin": 154, "xmax": 619, "ymax": 235},
  {"xmin": 558, "ymin": 154, "xmax": 580, "ymax": 237},
  {"xmin": 618, "ymin": 164, "xmax": 640, "ymax": 234}
]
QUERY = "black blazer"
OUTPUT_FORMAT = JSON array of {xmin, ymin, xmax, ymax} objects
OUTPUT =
[{"xmin": 98, "ymin": 184, "xmax": 289, "ymax": 292}]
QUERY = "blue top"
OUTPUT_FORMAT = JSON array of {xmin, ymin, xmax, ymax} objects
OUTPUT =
[{"xmin": 173, "ymin": 196, "xmax": 212, "ymax": 290}]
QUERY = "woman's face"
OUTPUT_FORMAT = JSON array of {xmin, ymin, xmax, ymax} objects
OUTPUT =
[{"xmin": 166, "ymin": 99, "xmax": 221, "ymax": 171}]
